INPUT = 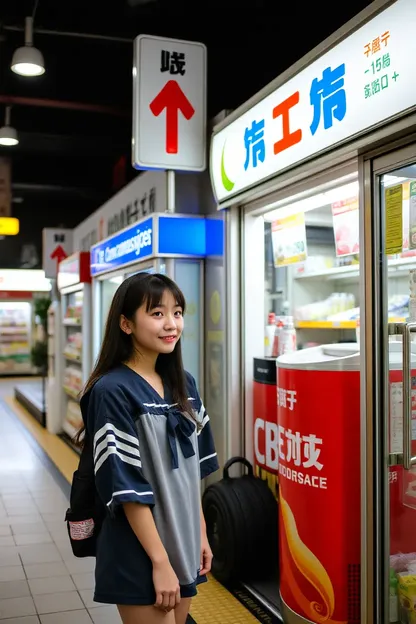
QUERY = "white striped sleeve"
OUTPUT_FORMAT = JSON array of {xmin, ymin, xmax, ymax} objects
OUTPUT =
[
  {"xmin": 197, "ymin": 403, "xmax": 219, "ymax": 479},
  {"xmin": 91, "ymin": 386, "xmax": 154, "ymax": 512},
  {"xmin": 186, "ymin": 371, "xmax": 219, "ymax": 480}
]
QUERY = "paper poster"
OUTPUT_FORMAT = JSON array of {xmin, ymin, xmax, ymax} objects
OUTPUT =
[
  {"xmin": 271, "ymin": 213, "xmax": 307, "ymax": 267},
  {"xmin": 331, "ymin": 196, "xmax": 359, "ymax": 257}
]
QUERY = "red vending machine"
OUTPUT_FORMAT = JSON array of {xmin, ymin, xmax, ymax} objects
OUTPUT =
[{"xmin": 253, "ymin": 357, "xmax": 278, "ymax": 497}]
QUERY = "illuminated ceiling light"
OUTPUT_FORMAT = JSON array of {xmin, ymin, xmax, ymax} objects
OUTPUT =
[
  {"xmin": 11, "ymin": 16, "xmax": 45, "ymax": 77},
  {"xmin": 0, "ymin": 107, "xmax": 19, "ymax": 147}
]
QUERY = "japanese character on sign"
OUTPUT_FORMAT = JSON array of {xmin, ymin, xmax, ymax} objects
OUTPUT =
[
  {"xmin": 278, "ymin": 426, "xmax": 324, "ymax": 471},
  {"xmin": 285, "ymin": 429, "xmax": 302, "ymax": 466},
  {"xmin": 303, "ymin": 434, "xmax": 324, "ymax": 471},
  {"xmin": 372, "ymin": 37, "xmax": 381, "ymax": 55},
  {"xmin": 277, "ymin": 388, "xmax": 297, "ymax": 411},
  {"xmin": 364, "ymin": 31, "xmax": 390, "ymax": 56},
  {"xmin": 310, "ymin": 63, "xmax": 346, "ymax": 136},
  {"xmin": 244, "ymin": 119, "xmax": 265, "ymax": 170},
  {"xmin": 160, "ymin": 50, "xmax": 186, "ymax": 75},
  {"xmin": 278, "ymin": 387, "xmax": 287, "ymax": 408},
  {"xmin": 273, "ymin": 91, "xmax": 302, "ymax": 156},
  {"xmin": 381, "ymin": 31, "xmax": 390, "ymax": 47}
]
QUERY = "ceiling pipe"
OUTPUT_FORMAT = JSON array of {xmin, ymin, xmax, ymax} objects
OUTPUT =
[
  {"xmin": 3, "ymin": 25, "xmax": 132, "ymax": 44},
  {"xmin": 0, "ymin": 95, "xmax": 129, "ymax": 118}
]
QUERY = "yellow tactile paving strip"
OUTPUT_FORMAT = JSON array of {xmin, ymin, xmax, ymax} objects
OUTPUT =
[
  {"xmin": 190, "ymin": 575, "xmax": 259, "ymax": 623},
  {"xmin": 6, "ymin": 395, "xmax": 259, "ymax": 624},
  {"xmin": 5, "ymin": 396, "xmax": 79, "ymax": 482}
]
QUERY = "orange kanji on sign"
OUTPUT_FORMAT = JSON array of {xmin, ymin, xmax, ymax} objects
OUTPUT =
[
  {"xmin": 372, "ymin": 37, "xmax": 381, "ymax": 54},
  {"xmin": 364, "ymin": 43, "xmax": 371, "ymax": 57},
  {"xmin": 381, "ymin": 30, "xmax": 390, "ymax": 46},
  {"xmin": 273, "ymin": 92, "xmax": 302, "ymax": 156}
]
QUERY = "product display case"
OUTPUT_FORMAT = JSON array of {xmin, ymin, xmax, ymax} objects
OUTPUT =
[
  {"xmin": 264, "ymin": 176, "xmax": 414, "ymax": 351},
  {"xmin": 57, "ymin": 252, "xmax": 91, "ymax": 447}
]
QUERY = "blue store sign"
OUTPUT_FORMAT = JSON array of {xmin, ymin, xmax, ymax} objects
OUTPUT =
[
  {"xmin": 91, "ymin": 218, "xmax": 153, "ymax": 276},
  {"xmin": 90, "ymin": 214, "xmax": 223, "ymax": 276}
]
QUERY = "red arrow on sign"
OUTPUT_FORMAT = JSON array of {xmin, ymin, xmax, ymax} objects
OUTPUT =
[
  {"xmin": 50, "ymin": 245, "xmax": 67, "ymax": 271},
  {"xmin": 149, "ymin": 80, "xmax": 195, "ymax": 155}
]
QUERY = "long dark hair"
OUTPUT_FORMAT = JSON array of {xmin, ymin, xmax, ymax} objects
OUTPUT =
[{"xmin": 75, "ymin": 273, "xmax": 193, "ymax": 445}]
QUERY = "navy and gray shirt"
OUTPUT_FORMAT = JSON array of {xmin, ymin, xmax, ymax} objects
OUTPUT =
[{"xmin": 85, "ymin": 365, "xmax": 219, "ymax": 601}]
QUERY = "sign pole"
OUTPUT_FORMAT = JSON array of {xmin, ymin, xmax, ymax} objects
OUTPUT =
[{"xmin": 167, "ymin": 169, "xmax": 175, "ymax": 213}]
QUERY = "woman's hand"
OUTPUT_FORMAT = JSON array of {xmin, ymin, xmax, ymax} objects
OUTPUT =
[
  {"xmin": 200, "ymin": 532, "xmax": 213, "ymax": 576},
  {"xmin": 152, "ymin": 558, "xmax": 181, "ymax": 611}
]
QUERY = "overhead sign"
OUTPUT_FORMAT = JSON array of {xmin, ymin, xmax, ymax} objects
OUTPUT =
[
  {"xmin": 90, "ymin": 214, "xmax": 223, "ymax": 277},
  {"xmin": 133, "ymin": 34, "xmax": 207, "ymax": 172},
  {"xmin": 42, "ymin": 228, "xmax": 73, "ymax": 279},
  {"xmin": 211, "ymin": 0, "xmax": 416, "ymax": 203}
]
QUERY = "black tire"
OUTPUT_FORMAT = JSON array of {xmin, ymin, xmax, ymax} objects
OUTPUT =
[{"xmin": 202, "ymin": 457, "xmax": 278, "ymax": 584}]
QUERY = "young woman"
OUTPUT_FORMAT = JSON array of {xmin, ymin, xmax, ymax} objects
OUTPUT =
[{"xmin": 80, "ymin": 272, "xmax": 219, "ymax": 624}]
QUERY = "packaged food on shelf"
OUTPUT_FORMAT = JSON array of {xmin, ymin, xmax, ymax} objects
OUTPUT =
[
  {"xmin": 65, "ymin": 400, "xmax": 83, "ymax": 432},
  {"xmin": 294, "ymin": 293, "xmax": 356, "ymax": 322},
  {"xmin": 64, "ymin": 304, "xmax": 82, "ymax": 323},
  {"xmin": 63, "ymin": 331, "xmax": 82, "ymax": 361},
  {"xmin": 63, "ymin": 366, "xmax": 83, "ymax": 397},
  {"xmin": 295, "ymin": 255, "xmax": 335, "ymax": 276},
  {"xmin": 264, "ymin": 312, "xmax": 275, "ymax": 357}
]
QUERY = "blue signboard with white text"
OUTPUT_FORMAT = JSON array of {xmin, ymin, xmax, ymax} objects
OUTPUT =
[
  {"xmin": 90, "ymin": 214, "xmax": 223, "ymax": 277},
  {"xmin": 91, "ymin": 218, "xmax": 153, "ymax": 276}
]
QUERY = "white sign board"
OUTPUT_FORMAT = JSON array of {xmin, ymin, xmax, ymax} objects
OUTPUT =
[
  {"xmin": 211, "ymin": 0, "xmax": 416, "ymax": 203},
  {"xmin": 133, "ymin": 34, "xmax": 207, "ymax": 172},
  {"xmin": 73, "ymin": 171, "xmax": 167, "ymax": 253},
  {"xmin": 42, "ymin": 228, "xmax": 73, "ymax": 279}
]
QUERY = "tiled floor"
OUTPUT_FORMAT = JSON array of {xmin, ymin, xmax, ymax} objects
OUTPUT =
[{"xmin": 0, "ymin": 388, "xmax": 121, "ymax": 624}]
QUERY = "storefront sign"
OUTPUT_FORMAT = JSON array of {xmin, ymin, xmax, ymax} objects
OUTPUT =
[
  {"xmin": 331, "ymin": 196, "xmax": 359, "ymax": 257},
  {"xmin": 91, "ymin": 218, "xmax": 153, "ymax": 276},
  {"xmin": 90, "ymin": 214, "xmax": 223, "ymax": 276},
  {"xmin": 271, "ymin": 214, "xmax": 307, "ymax": 266},
  {"xmin": 277, "ymin": 366, "xmax": 361, "ymax": 623},
  {"xmin": 73, "ymin": 171, "xmax": 167, "ymax": 253},
  {"xmin": 211, "ymin": 0, "xmax": 416, "ymax": 203}
]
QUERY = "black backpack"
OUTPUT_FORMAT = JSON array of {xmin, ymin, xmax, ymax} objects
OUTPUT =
[{"xmin": 65, "ymin": 394, "xmax": 106, "ymax": 558}]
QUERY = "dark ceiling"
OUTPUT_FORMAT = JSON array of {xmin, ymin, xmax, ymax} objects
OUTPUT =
[{"xmin": 0, "ymin": 0, "xmax": 373, "ymax": 268}]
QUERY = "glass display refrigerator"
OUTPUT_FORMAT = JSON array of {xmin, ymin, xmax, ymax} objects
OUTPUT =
[
  {"xmin": 56, "ymin": 252, "xmax": 91, "ymax": 445},
  {"xmin": 90, "ymin": 213, "xmax": 223, "ymax": 391}
]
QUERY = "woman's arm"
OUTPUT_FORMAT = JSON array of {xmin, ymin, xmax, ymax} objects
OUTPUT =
[
  {"xmin": 199, "ymin": 501, "xmax": 213, "ymax": 575},
  {"xmin": 123, "ymin": 503, "xmax": 181, "ymax": 610}
]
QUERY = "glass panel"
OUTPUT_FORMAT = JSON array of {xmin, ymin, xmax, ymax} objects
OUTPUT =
[
  {"xmin": 174, "ymin": 260, "xmax": 201, "ymax": 385},
  {"xmin": 258, "ymin": 173, "xmax": 362, "ymax": 619},
  {"xmin": 100, "ymin": 276, "xmax": 123, "ymax": 338},
  {"xmin": 380, "ymin": 161, "xmax": 416, "ymax": 624}
]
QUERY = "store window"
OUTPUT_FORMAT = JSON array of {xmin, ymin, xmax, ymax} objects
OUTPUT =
[{"xmin": 262, "ymin": 176, "xmax": 360, "ymax": 355}]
